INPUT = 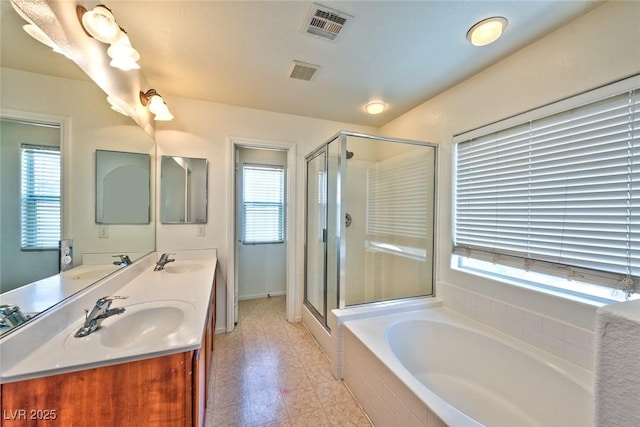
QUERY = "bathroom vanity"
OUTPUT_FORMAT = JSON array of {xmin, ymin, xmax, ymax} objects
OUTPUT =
[{"xmin": 0, "ymin": 250, "xmax": 217, "ymax": 426}]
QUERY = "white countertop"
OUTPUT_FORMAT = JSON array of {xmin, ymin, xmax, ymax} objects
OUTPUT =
[{"xmin": 0, "ymin": 251, "xmax": 217, "ymax": 383}]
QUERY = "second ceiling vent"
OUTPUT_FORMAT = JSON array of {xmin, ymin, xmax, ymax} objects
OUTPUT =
[
  {"xmin": 289, "ymin": 61, "xmax": 321, "ymax": 82},
  {"xmin": 302, "ymin": 3, "xmax": 353, "ymax": 42}
]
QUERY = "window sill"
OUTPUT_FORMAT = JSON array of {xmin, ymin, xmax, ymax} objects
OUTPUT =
[{"xmin": 451, "ymin": 255, "xmax": 638, "ymax": 307}]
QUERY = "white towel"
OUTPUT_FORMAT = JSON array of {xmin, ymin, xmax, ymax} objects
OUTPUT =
[{"xmin": 595, "ymin": 299, "xmax": 640, "ymax": 427}]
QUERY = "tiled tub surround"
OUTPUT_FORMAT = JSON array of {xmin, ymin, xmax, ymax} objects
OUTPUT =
[
  {"xmin": 343, "ymin": 307, "xmax": 594, "ymax": 426},
  {"xmin": 0, "ymin": 250, "xmax": 217, "ymax": 382},
  {"xmin": 438, "ymin": 281, "xmax": 595, "ymax": 370}
]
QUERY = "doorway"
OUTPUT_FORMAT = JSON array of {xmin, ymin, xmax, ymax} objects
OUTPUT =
[{"xmin": 227, "ymin": 138, "xmax": 297, "ymax": 331}]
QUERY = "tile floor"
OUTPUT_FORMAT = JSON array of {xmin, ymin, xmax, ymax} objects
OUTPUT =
[{"xmin": 206, "ymin": 296, "xmax": 372, "ymax": 427}]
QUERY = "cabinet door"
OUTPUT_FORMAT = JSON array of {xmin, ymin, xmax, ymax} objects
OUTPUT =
[{"xmin": 1, "ymin": 352, "xmax": 193, "ymax": 426}]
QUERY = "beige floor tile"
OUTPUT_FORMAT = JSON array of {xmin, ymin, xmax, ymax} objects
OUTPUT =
[
  {"xmin": 277, "ymin": 366, "xmax": 312, "ymax": 392},
  {"xmin": 324, "ymin": 400, "xmax": 372, "ymax": 427},
  {"xmin": 255, "ymin": 419, "xmax": 291, "ymax": 427},
  {"xmin": 282, "ymin": 386, "xmax": 324, "ymax": 418},
  {"xmin": 289, "ymin": 408, "xmax": 332, "ymax": 427},
  {"xmin": 208, "ymin": 297, "xmax": 370, "ymax": 427},
  {"xmin": 305, "ymin": 361, "xmax": 335, "ymax": 384},
  {"xmin": 250, "ymin": 393, "xmax": 289, "ymax": 425},
  {"xmin": 213, "ymin": 379, "xmax": 249, "ymax": 409},
  {"xmin": 209, "ymin": 401, "xmax": 253, "ymax": 427},
  {"xmin": 313, "ymin": 380, "xmax": 354, "ymax": 408}
]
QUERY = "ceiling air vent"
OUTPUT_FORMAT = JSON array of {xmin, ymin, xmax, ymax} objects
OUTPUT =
[
  {"xmin": 302, "ymin": 3, "xmax": 353, "ymax": 42},
  {"xmin": 289, "ymin": 60, "xmax": 321, "ymax": 82}
]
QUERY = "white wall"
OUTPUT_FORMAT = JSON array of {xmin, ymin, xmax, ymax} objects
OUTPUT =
[
  {"xmin": 154, "ymin": 96, "xmax": 376, "ymax": 331},
  {"xmin": 379, "ymin": 1, "xmax": 640, "ymax": 329}
]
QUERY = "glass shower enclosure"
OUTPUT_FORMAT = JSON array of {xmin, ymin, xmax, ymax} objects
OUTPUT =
[{"xmin": 304, "ymin": 131, "xmax": 437, "ymax": 329}]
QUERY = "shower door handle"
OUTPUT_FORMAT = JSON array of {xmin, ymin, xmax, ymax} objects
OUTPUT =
[{"xmin": 345, "ymin": 213, "xmax": 352, "ymax": 228}]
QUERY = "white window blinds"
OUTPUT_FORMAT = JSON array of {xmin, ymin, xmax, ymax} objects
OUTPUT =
[
  {"xmin": 367, "ymin": 149, "xmax": 430, "ymax": 238},
  {"xmin": 21, "ymin": 144, "xmax": 61, "ymax": 250},
  {"xmin": 242, "ymin": 164, "xmax": 285, "ymax": 244},
  {"xmin": 454, "ymin": 88, "xmax": 639, "ymax": 294}
]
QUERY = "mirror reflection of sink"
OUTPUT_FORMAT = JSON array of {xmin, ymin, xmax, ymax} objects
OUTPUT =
[
  {"xmin": 163, "ymin": 263, "xmax": 203, "ymax": 274},
  {"xmin": 63, "ymin": 266, "xmax": 119, "ymax": 281},
  {"xmin": 64, "ymin": 300, "xmax": 195, "ymax": 351}
]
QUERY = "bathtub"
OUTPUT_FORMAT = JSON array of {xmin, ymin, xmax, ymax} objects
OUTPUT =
[{"xmin": 342, "ymin": 307, "xmax": 593, "ymax": 427}]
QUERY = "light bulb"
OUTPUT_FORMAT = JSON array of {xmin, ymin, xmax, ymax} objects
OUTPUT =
[
  {"xmin": 467, "ymin": 17, "xmax": 508, "ymax": 47},
  {"xmin": 82, "ymin": 5, "xmax": 122, "ymax": 44}
]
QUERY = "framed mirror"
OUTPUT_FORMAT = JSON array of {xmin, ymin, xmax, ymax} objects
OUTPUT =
[
  {"xmin": 160, "ymin": 156, "xmax": 208, "ymax": 224},
  {"xmin": 96, "ymin": 150, "xmax": 151, "ymax": 224}
]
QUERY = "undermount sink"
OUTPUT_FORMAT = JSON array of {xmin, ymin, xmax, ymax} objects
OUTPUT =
[
  {"xmin": 65, "ymin": 300, "xmax": 195, "ymax": 351},
  {"xmin": 163, "ymin": 263, "xmax": 203, "ymax": 274},
  {"xmin": 101, "ymin": 306, "xmax": 183, "ymax": 348}
]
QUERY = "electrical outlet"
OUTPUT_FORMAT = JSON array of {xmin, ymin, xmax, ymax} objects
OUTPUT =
[
  {"xmin": 98, "ymin": 225, "xmax": 109, "ymax": 238},
  {"xmin": 197, "ymin": 225, "xmax": 205, "ymax": 237}
]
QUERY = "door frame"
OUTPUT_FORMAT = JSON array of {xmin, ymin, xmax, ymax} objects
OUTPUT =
[{"xmin": 226, "ymin": 136, "xmax": 297, "ymax": 331}]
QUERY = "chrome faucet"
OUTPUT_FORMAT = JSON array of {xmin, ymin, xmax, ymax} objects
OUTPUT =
[
  {"xmin": 74, "ymin": 296, "xmax": 128, "ymax": 337},
  {"xmin": 154, "ymin": 253, "xmax": 175, "ymax": 271},
  {"xmin": 0, "ymin": 304, "xmax": 29, "ymax": 328},
  {"xmin": 112, "ymin": 254, "xmax": 132, "ymax": 267}
]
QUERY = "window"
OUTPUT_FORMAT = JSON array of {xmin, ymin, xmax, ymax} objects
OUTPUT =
[
  {"xmin": 242, "ymin": 164, "xmax": 285, "ymax": 244},
  {"xmin": 454, "ymin": 78, "xmax": 639, "ymax": 300},
  {"xmin": 366, "ymin": 148, "xmax": 431, "ymax": 260},
  {"xmin": 21, "ymin": 144, "xmax": 61, "ymax": 250}
]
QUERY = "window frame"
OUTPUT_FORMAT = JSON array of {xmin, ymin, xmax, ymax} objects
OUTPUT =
[{"xmin": 452, "ymin": 75, "xmax": 640, "ymax": 302}]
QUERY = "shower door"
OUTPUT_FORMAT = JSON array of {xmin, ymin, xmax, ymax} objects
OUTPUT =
[
  {"xmin": 305, "ymin": 148, "xmax": 327, "ymax": 323},
  {"xmin": 304, "ymin": 137, "xmax": 341, "ymax": 328}
]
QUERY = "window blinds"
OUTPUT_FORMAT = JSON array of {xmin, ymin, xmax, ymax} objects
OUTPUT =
[
  {"xmin": 242, "ymin": 164, "xmax": 285, "ymax": 244},
  {"xmin": 367, "ymin": 149, "xmax": 430, "ymax": 239},
  {"xmin": 21, "ymin": 144, "xmax": 61, "ymax": 250},
  {"xmin": 454, "ymin": 89, "xmax": 639, "ymax": 292}
]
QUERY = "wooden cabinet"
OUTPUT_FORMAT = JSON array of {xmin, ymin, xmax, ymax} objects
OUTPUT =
[
  {"xmin": 1, "ymin": 352, "xmax": 194, "ymax": 426},
  {"xmin": 1, "ymin": 270, "xmax": 217, "ymax": 427}
]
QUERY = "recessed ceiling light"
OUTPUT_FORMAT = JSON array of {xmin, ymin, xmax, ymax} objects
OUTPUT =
[
  {"xmin": 467, "ymin": 17, "xmax": 508, "ymax": 47},
  {"xmin": 364, "ymin": 101, "xmax": 387, "ymax": 115}
]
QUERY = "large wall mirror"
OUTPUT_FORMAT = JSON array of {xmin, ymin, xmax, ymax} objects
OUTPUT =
[
  {"xmin": 0, "ymin": 2, "xmax": 156, "ymax": 337},
  {"xmin": 160, "ymin": 156, "xmax": 208, "ymax": 224}
]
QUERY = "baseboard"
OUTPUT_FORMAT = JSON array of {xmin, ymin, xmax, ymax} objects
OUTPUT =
[{"xmin": 238, "ymin": 291, "xmax": 286, "ymax": 300}]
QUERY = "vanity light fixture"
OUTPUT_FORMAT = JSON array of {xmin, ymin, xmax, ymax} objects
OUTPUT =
[
  {"xmin": 140, "ymin": 89, "xmax": 174, "ymax": 121},
  {"xmin": 364, "ymin": 101, "xmax": 387, "ymax": 115},
  {"xmin": 77, "ymin": 4, "xmax": 140, "ymax": 70},
  {"xmin": 467, "ymin": 17, "xmax": 508, "ymax": 47}
]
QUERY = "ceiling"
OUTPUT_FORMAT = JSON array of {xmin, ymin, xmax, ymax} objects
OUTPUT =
[{"xmin": 1, "ymin": 0, "xmax": 604, "ymax": 127}]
